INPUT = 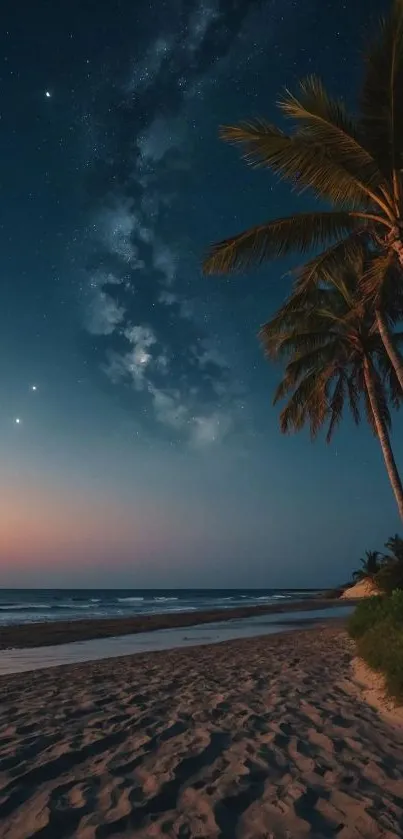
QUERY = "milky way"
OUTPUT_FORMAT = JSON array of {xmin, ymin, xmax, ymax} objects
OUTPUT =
[{"xmin": 79, "ymin": 0, "xmax": 301, "ymax": 447}]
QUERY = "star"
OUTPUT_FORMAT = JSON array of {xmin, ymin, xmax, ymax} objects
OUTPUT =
[
  {"xmin": 45, "ymin": 91, "xmax": 52, "ymax": 99},
  {"xmin": 31, "ymin": 385, "xmax": 37, "ymax": 391},
  {"xmin": 15, "ymin": 418, "xmax": 21, "ymax": 425}
]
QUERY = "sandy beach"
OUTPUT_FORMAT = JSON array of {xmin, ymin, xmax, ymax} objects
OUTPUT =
[{"xmin": 1, "ymin": 626, "xmax": 403, "ymax": 839}]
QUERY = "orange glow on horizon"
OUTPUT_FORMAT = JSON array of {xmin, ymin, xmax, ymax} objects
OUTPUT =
[{"xmin": 0, "ymin": 476, "xmax": 175, "ymax": 571}]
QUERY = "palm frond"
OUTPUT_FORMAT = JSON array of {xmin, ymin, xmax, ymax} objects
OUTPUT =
[
  {"xmin": 284, "ymin": 343, "xmax": 340, "ymax": 384},
  {"xmin": 278, "ymin": 371, "xmax": 331, "ymax": 440},
  {"xmin": 326, "ymin": 372, "xmax": 346, "ymax": 442},
  {"xmin": 360, "ymin": 250, "xmax": 395, "ymax": 304},
  {"xmin": 261, "ymin": 324, "xmax": 333, "ymax": 361},
  {"xmin": 346, "ymin": 376, "xmax": 361, "ymax": 425},
  {"xmin": 278, "ymin": 76, "xmax": 389, "ymax": 206},
  {"xmin": 290, "ymin": 233, "xmax": 367, "ymax": 294},
  {"xmin": 203, "ymin": 212, "xmax": 361, "ymax": 275},
  {"xmin": 268, "ymin": 253, "xmax": 401, "ymax": 450},
  {"xmin": 219, "ymin": 120, "xmax": 380, "ymax": 209}
]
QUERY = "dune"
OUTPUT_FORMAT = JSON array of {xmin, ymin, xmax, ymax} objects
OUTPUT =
[
  {"xmin": 1, "ymin": 626, "xmax": 403, "ymax": 838},
  {"xmin": 340, "ymin": 578, "xmax": 379, "ymax": 599}
]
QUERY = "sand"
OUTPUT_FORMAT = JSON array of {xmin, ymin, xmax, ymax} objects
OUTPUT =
[
  {"xmin": 1, "ymin": 626, "xmax": 403, "ymax": 839},
  {"xmin": 341, "ymin": 580, "xmax": 378, "ymax": 600},
  {"xmin": 351, "ymin": 657, "xmax": 403, "ymax": 729}
]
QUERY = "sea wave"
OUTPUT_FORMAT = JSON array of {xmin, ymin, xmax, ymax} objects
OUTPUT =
[
  {"xmin": 57, "ymin": 603, "xmax": 93, "ymax": 609},
  {"xmin": 117, "ymin": 597, "xmax": 145, "ymax": 603},
  {"xmin": 146, "ymin": 606, "xmax": 198, "ymax": 613},
  {"xmin": 153, "ymin": 597, "xmax": 179, "ymax": 602},
  {"xmin": 0, "ymin": 604, "xmax": 52, "ymax": 611}
]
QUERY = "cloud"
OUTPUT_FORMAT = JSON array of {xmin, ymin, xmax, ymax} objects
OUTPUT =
[
  {"xmin": 100, "ymin": 315, "xmax": 234, "ymax": 446},
  {"xmin": 126, "ymin": 0, "xmax": 221, "ymax": 97},
  {"xmin": 87, "ymin": 291, "xmax": 125, "ymax": 336},
  {"xmin": 124, "ymin": 325, "xmax": 157, "ymax": 386},
  {"xmin": 103, "ymin": 324, "xmax": 170, "ymax": 390},
  {"xmin": 152, "ymin": 242, "xmax": 177, "ymax": 286},
  {"xmin": 88, "ymin": 270, "xmax": 124, "ymax": 289},
  {"xmin": 158, "ymin": 290, "xmax": 195, "ymax": 319},
  {"xmin": 94, "ymin": 201, "xmax": 146, "ymax": 267},
  {"xmin": 138, "ymin": 115, "xmax": 187, "ymax": 162},
  {"xmin": 148, "ymin": 385, "xmax": 189, "ymax": 430},
  {"xmin": 148, "ymin": 383, "xmax": 232, "ymax": 448},
  {"xmin": 190, "ymin": 412, "xmax": 231, "ymax": 447},
  {"xmin": 158, "ymin": 290, "xmax": 177, "ymax": 306},
  {"xmin": 194, "ymin": 339, "xmax": 229, "ymax": 370},
  {"xmin": 126, "ymin": 36, "xmax": 174, "ymax": 94},
  {"xmin": 185, "ymin": 1, "xmax": 221, "ymax": 53}
]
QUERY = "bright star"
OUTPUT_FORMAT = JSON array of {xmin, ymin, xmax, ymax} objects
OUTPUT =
[
  {"xmin": 45, "ymin": 91, "xmax": 52, "ymax": 98},
  {"xmin": 15, "ymin": 418, "xmax": 21, "ymax": 425},
  {"xmin": 31, "ymin": 385, "xmax": 37, "ymax": 391}
]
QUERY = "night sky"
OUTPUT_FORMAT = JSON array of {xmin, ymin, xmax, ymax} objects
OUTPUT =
[{"xmin": 1, "ymin": 0, "xmax": 401, "ymax": 589}]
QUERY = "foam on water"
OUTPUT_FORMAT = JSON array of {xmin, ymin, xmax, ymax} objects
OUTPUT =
[{"xmin": 0, "ymin": 588, "xmax": 323, "ymax": 626}]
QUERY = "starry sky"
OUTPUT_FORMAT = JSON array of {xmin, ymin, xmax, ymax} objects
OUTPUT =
[{"xmin": 0, "ymin": 0, "xmax": 401, "ymax": 589}]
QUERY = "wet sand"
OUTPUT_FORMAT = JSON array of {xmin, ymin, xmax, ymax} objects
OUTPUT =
[
  {"xmin": 1, "ymin": 626, "xmax": 402, "ymax": 839},
  {"xmin": 0, "ymin": 598, "xmax": 350, "ymax": 650}
]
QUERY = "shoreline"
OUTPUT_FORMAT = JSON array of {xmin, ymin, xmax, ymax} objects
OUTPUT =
[
  {"xmin": 1, "ymin": 626, "xmax": 402, "ymax": 839},
  {"xmin": 0, "ymin": 597, "xmax": 351, "ymax": 650}
]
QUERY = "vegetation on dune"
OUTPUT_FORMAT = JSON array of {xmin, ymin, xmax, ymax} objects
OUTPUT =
[
  {"xmin": 375, "ymin": 534, "xmax": 403, "ymax": 594},
  {"xmin": 348, "ymin": 536, "xmax": 403, "ymax": 703},
  {"xmin": 352, "ymin": 550, "xmax": 382, "ymax": 582},
  {"xmin": 351, "ymin": 534, "xmax": 403, "ymax": 594},
  {"xmin": 348, "ymin": 589, "xmax": 403, "ymax": 702}
]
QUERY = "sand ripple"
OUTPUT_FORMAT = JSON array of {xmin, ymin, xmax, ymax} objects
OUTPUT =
[{"xmin": 0, "ymin": 627, "xmax": 402, "ymax": 838}]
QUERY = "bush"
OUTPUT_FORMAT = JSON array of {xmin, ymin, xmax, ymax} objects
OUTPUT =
[
  {"xmin": 348, "ymin": 589, "xmax": 403, "ymax": 703},
  {"xmin": 347, "ymin": 595, "xmax": 387, "ymax": 639},
  {"xmin": 376, "ymin": 561, "xmax": 403, "ymax": 596},
  {"xmin": 357, "ymin": 620, "xmax": 403, "ymax": 702}
]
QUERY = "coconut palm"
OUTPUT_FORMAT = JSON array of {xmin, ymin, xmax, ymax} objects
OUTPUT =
[
  {"xmin": 203, "ymin": 0, "xmax": 403, "ymax": 389},
  {"xmin": 353, "ymin": 550, "xmax": 382, "ymax": 581},
  {"xmin": 262, "ymin": 263, "xmax": 403, "ymax": 519}
]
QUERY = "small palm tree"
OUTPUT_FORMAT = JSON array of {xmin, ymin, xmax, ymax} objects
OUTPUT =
[
  {"xmin": 263, "ymin": 263, "xmax": 403, "ymax": 518},
  {"xmin": 385, "ymin": 533, "xmax": 403, "ymax": 561},
  {"xmin": 353, "ymin": 550, "xmax": 382, "ymax": 581},
  {"xmin": 376, "ymin": 534, "xmax": 403, "ymax": 592},
  {"xmin": 203, "ymin": 0, "xmax": 403, "ymax": 389}
]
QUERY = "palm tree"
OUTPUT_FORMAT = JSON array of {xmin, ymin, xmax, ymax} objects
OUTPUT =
[
  {"xmin": 385, "ymin": 533, "xmax": 403, "ymax": 561},
  {"xmin": 203, "ymin": 0, "xmax": 403, "ymax": 389},
  {"xmin": 353, "ymin": 550, "xmax": 382, "ymax": 581},
  {"xmin": 376, "ymin": 534, "xmax": 403, "ymax": 592},
  {"xmin": 262, "ymin": 264, "xmax": 403, "ymax": 519}
]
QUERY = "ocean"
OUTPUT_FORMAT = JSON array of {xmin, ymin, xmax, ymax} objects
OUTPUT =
[{"xmin": 0, "ymin": 588, "xmax": 321, "ymax": 626}]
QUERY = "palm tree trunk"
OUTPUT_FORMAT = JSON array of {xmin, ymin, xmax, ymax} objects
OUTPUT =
[
  {"xmin": 363, "ymin": 357, "xmax": 403, "ymax": 520},
  {"xmin": 375, "ymin": 308, "xmax": 403, "ymax": 393}
]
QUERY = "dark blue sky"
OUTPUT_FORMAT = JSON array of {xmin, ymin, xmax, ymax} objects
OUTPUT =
[{"xmin": 0, "ymin": 0, "xmax": 400, "ymax": 588}]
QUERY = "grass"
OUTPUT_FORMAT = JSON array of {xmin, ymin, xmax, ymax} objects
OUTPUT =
[{"xmin": 348, "ymin": 590, "xmax": 403, "ymax": 703}]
